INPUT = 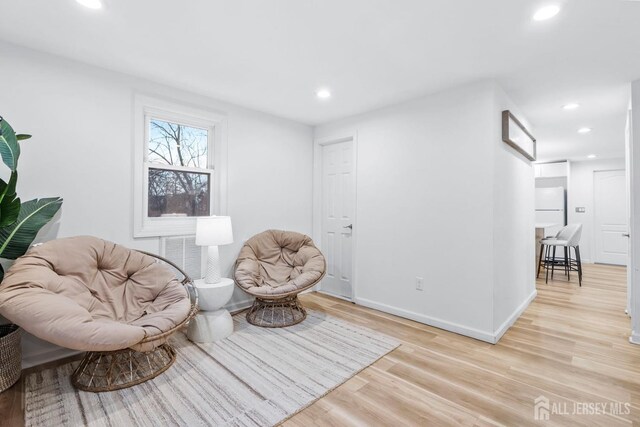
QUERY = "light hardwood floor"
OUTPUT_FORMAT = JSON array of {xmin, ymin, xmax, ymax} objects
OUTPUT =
[
  {"xmin": 286, "ymin": 263, "xmax": 638, "ymax": 426},
  {"xmin": 2, "ymin": 264, "xmax": 638, "ymax": 426}
]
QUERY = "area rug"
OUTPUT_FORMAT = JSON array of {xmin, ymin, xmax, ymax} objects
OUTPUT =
[{"xmin": 24, "ymin": 309, "xmax": 400, "ymax": 426}]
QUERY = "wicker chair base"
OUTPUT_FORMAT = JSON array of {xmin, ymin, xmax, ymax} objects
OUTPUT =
[
  {"xmin": 71, "ymin": 343, "xmax": 176, "ymax": 392},
  {"xmin": 246, "ymin": 295, "xmax": 307, "ymax": 328}
]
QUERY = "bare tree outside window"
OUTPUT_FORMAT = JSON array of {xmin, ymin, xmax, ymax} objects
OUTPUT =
[{"xmin": 147, "ymin": 119, "xmax": 211, "ymax": 217}]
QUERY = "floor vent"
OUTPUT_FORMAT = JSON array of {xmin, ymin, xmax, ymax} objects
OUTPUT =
[{"xmin": 160, "ymin": 235, "xmax": 204, "ymax": 280}]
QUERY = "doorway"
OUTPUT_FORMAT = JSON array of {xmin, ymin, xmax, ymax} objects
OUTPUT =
[
  {"xmin": 594, "ymin": 169, "xmax": 628, "ymax": 265},
  {"xmin": 313, "ymin": 135, "xmax": 356, "ymax": 300}
]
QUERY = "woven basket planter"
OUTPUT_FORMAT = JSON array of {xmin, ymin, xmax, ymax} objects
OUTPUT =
[{"xmin": 0, "ymin": 324, "xmax": 22, "ymax": 393}]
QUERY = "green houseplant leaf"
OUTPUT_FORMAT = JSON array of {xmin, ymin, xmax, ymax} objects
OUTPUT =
[
  {"xmin": 0, "ymin": 117, "xmax": 63, "ymax": 285},
  {"xmin": 0, "ymin": 172, "xmax": 21, "ymax": 228},
  {"xmin": 0, "ymin": 117, "xmax": 21, "ymax": 172},
  {"xmin": 0, "ymin": 197, "xmax": 63, "ymax": 261}
]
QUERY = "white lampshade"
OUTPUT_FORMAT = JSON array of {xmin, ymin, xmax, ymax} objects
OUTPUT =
[{"xmin": 195, "ymin": 216, "xmax": 233, "ymax": 246}]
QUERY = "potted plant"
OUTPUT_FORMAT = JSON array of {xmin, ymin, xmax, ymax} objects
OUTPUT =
[{"xmin": 0, "ymin": 116, "xmax": 63, "ymax": 393}]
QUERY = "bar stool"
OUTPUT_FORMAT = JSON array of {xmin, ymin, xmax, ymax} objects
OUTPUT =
[
  {"xmin": 537, "ymin": 224, "xmax": 583, "ymax": 286},
  {"xmin": 537, "ymin": 226, "xmax": 564, "ymax": 279}
]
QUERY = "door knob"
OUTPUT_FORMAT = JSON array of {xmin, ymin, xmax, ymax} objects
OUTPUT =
[
  {"xmin": 623, "ymin": 233, "xmax": 630, "ymax": 237},
  {"xmin": 343, "ymin": 224, "xmax": 353, "ymax": 230}
]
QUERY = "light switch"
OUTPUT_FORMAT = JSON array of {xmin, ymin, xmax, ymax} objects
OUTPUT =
[{"xmin": 575, "ymin": 207, "xmax": 586, "ymax": 213}]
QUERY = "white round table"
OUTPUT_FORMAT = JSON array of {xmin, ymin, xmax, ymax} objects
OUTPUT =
[{"xmin": 187, "ymin": 278, "xmax": 235, "ymax": 343}]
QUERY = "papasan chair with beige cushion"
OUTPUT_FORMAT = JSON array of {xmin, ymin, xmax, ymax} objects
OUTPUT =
[
  {"xmin": 0, "ymin": 236, "xmax": 197, "ymax": 392},
  {"xmin": 234, "ymin": 230, "xmax": 326, "ymax": 327}
]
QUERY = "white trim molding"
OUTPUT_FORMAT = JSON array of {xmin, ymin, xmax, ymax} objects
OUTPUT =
[
  {"xmin": 312, "ymin": 132, "xmax": 359, "ymax": 301},
  {"xmin": 354, "ymin": 289, "xmax": 536, "ymax": 344},
  {"xmin": 492, "ymin": 289, "xmax": 537, "ymax": 343},
  {"xmin": 317, "ymin": 290, "xmax": 353, "ymax": 303},
  {"xmin": 23, "ymin": 348, "xmax": 82, "ymax": 369},
  {"xmin": 22, "ymin": 297, "xmax": 253, "ymax": 367},
  {"xmin": 226, "ymin": 298, "xmax": 254, "ymax": 314},
  {"xmin": 21, "ymin": 338, "xmax": 82, "ymax": 369},
  {"xmin": 133, "ymin": 94, "xmax": 228, "ymax": 238},
  {"xmin": 630, "ymin": 81, "xmax": 640, "ymax": 345},
  {"xmin": 354, "ymin": 297, "xmax": 497, "ymax": 343}
]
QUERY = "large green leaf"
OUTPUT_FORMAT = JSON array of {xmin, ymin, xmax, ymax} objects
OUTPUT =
[
  {"xmin": 0, "ymin": 118, "xmax": 21, "ymax": 171},
  {"xmin": 0, "ymin": 172, "xmax": 20, "ymax": 228},
  {"xmin": 0, "ymin": 197, "xmax": 63, "ymax": 260}
]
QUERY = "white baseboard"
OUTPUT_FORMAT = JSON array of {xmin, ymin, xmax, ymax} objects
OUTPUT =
[
  {"xmin": 492, "ymin": 289, "xmax": 537, "ymax": 343},
  {"xmin": 317, "ymin": 290, "xmax": 353, "ymax": 303},
  {"xmin": 226, "ymin": 298, "xmax": 253, "ymax": 313},
  {"xmin": 354, "ymin": 291, "xmax": 536, "ymax": 344},
  {"xmin": 21, "ymin": 299, "xmax": 255, "ymax": 369},
  {"xmin": 22, "ymin": 348, "xmax": 82, "ymax": 369},
  {"xmin": 300, "ymin": 286, "xmax": 318, "ymax": 295},
  {"xmin": 630, "ymin": 333, "xmax": 640, "ymax": 345},
  {"xmin": 354, "ymin": 297, "xmax": 496, "ymax": 343}
]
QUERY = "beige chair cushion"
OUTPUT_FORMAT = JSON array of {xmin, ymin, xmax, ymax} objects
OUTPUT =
[
  {"xmin": 0, "ymin": 236, "xmax": 190, "ymax": 352},
  {"xmin": 234, "ymin": 230, "xmax": 326, "ymax": 297}
]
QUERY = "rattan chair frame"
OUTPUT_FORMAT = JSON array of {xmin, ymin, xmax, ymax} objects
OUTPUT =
[
  {"xmin": 246, "ymin": 294, "xmax": 308, "ymax": 328},
  {"xmin": 70, "ymin": 251, "xmax": 198, "ymax": 392},
  {"xmin": 238, "ymin": 263, "xmax": 326, "ymax": 328}
]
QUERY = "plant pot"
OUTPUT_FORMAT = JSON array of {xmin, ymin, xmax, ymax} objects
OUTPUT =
[{"xmin": 0, "ymin": 324, "xmax": 21, "ymax": 393}]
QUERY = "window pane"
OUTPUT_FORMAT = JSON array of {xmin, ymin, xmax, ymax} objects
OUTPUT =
[
  {"xmin": 148, "ymin": 119, "xmax": 208, "ymax": 168},
  {"xmin": 148, "ymin": 168, "xmax": 210, "ymax": 217}
]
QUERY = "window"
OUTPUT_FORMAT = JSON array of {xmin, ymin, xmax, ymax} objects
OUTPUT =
[
  {"xmin": 134, "ymin": 95, "xmax": 227, "ymax": 237},
  {"xmin": 147, "ymin": 119, "xmax": 211, "ymax": 218}
]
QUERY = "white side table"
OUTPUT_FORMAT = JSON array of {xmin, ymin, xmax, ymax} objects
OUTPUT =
[{"xmin": 187, "ymin": 278, "xmax": 235, "ymax": 343}]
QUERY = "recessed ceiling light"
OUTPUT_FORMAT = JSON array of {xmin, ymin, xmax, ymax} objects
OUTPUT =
[
  {"xmin": 533, "ymin": 5, "xmax": 560, "ymax": 21},
  {"xmin": 562, "ymin": 103, "xmax": 580, "ymax": 110},
  {"xmin": 587, "ymin": 154, "xmax": 597, "ymax": 159},
  {"xmin": 316, "ymin": 89, "xmax": 331, "ymax": 99},
  {"xmin": 76, "ymin": 0, "xmax": 103, "ymax": 10},
  {"xmin": 578, "ymin": 127, "xmax": 592, "ymax": 134}
]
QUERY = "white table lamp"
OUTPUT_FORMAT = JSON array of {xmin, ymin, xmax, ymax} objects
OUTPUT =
[{"xmin": 196, "ymin": 216, "xmax": 233, "ymax": 283}]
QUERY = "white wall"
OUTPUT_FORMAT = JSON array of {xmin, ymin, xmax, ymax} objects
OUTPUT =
[
  {"xmin": 568, "ymin": 158, "xmax": 626, "ymax": 263},
  {"xmin": 0, "ymin": 42, "xmax": 313, "ymax": 366},
  {"xmin": 314, "ymin": 80, "xmax": 535, "ymax": 342},
  {"xmin": 492, "ymin": 85, "xmax": 536, "ymax": 339},
  {"xmin": 0, "ymin": 43, "xmax": 537, "ymax": 359}
]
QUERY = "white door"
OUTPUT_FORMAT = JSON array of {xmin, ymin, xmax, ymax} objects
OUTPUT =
[
  {"xmin": 320, "ymin": 140, "xmax": 355, "ymax": 299},
  {"xmin": 594, "ymin": 169, "xmax": 628, "ymax": 265}
]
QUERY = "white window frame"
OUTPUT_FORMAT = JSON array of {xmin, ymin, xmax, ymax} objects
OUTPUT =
[{"xmin": 133, "ymin": 94, "xmax": 228, "ymax": 237}]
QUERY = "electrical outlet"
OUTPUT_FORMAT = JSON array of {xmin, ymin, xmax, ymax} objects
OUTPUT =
[{"xmin": 416, "ymin": 277, "xmax": 424, "ymax": 291}]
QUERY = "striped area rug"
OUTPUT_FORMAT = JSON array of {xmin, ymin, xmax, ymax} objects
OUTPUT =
[{"xmin": 24, "ymin": 310, "xmax": 399, "ymax": 426}]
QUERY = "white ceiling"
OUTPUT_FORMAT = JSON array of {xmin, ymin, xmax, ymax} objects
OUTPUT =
[{"xmin": 1, "ymin": 0, "xmax": 639, "ymax": 162}]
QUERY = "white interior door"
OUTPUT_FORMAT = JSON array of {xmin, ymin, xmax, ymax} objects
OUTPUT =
[
  {"xmin": 320, "ymin": 140, "xmax": 354, "ymax": 299},
  {"xmin": 594, "ymin": 169, "xmax": 628, "ymax": 265}
]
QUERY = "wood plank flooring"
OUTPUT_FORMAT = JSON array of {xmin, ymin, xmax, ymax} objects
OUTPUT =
[
  {"xmin": 285, "ymin": 263, "xmax": 637, "ymax": 426},
  {"xmin": 2, "ymin": 263, "xmax": 638, "ymax": 426}
]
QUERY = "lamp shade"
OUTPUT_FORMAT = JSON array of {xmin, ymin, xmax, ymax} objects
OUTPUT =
[{"xmin": 195, "ymin": 216, "xmax": 233, "ymax": 246}]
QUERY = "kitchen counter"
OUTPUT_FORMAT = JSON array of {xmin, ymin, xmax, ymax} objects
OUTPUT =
[{"xmin": 536, "ymin": 223, "xmax": 560, "ymax": 229}]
